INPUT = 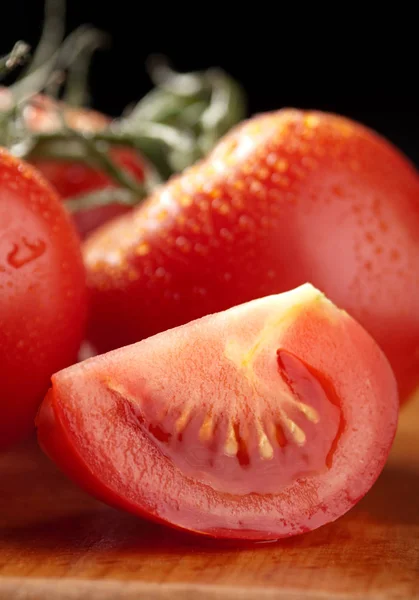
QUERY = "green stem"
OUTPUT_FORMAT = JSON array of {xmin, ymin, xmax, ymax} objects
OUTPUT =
[
  {"xmin": 24, "ymin": 122, "xmax": 196, "ymax": 182},
  {"xmin": 64, "ymin": 187, "xmax": 142, "ymax": 213},
  {"xmin": 147, "ymin": 55, "xmax": 206, "ymax": 97},
  {"xmin": 10, "ymin": 26, "xmax": 105, "ymax": 104},
  {"xmin": 199, "ymin": 68, "xmax": 246, "ymax": 153},
  {"xmin": 28, "ymin": 122, "xmax": 194, "ymax": 153},
  {"xmin": 0, "ymin": 42, "xmax": 30, "ymax": 78},
  {"xmin": 68, "ymin": 129, "xmax": 146, "ymax": 195},
  {"xmin": 64, "ymin": 30, "xmax": 109, "ymax": 108},
  {"xmin": 19, "ymin": 0, "xmax": 65, "ymax": 79},
  {"xmin": 113, "ymin": 121, "xmax": 195, "ymax": 153}
]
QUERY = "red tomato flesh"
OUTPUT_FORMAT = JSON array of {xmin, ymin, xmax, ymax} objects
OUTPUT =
[{"xmin": 37, "ymin": 284, "xmax": 398, "ymax": 540}]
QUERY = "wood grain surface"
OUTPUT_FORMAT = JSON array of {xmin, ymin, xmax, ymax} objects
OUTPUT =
[{"xmin": 0, "ymin": 395, "xmax": 418, "ymax": 599}]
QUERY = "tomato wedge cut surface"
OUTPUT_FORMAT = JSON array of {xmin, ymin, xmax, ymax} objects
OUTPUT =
[{"xmin": 37, "ymin": 284, "xmax": 398, "ymax": 540}]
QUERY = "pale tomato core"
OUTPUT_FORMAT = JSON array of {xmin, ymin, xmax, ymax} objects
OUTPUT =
[{"xmin": 108, "ymin": 346, "xmax": 342, "ymax": 496}]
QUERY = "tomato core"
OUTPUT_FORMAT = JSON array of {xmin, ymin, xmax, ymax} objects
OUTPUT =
[{"xmin": 106, "ymin": 347, "xmax": 342, "ymax": 496}]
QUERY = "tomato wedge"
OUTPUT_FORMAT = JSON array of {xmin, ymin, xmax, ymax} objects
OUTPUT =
[{"xmin": 37, "ymin": 284, "xmax": 398, "ymax": 540}]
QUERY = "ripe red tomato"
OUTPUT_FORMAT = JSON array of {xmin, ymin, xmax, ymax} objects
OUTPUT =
[
  {"xmin": 0, "ymin": 148, "xmax": 87, "ymax": 450},
  {"xmin": 37, "ymin": 284, "xmax": 398, "ymax": 540},
  {"xmin": 84, "ymin": 109, "xmax": 419, "ymax": 403},
  {"xmin": 0, "ymin": 91, "xmax": 145, "ymax": 238}
]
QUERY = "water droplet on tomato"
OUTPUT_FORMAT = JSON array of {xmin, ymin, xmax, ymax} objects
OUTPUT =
[
  {"xmin": 193, "ymin": 286, "xmax": 207, "ymax": 296},
  {"xmin": 194, "ymin": 243, "xmax": 208, "ymax": 255},
  {"xmin": 390, "ymin": 248, "xmax": 400, "ymax": 261},
  {"xmin": 155, "ymin": 267, "xmax": 166, "ymax": 278},
  {"xmin": 6, "ymin": 237, "xmax": 46, "ymax": 269},
  {"xmin": 220, "ymin": 228, "xmax": 233, "ymax": 241},
  {"xmin": 175, "ymin": 236, "xmax": 191, "ymax": 252},
  {"xmin": 136, "ymin": 242, "xmax": 150, "ymax": 256},
  {"xmin": 238, "ymin": 215, "xmax": 255, "ymax": 230}
]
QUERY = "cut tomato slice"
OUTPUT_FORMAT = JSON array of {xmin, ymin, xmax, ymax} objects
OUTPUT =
[{"xmin": 37, "ymin": 284, "xmax": 398, "ymax": 540}]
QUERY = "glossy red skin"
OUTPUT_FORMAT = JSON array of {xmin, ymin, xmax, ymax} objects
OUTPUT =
[
  {"xmin": 37, "ymin": 287, "xmax": 398, "ymax": 540},
  {"xmin": 0, "ymin": 90, "xmax": 145, "ymax": 238},
  {"xmin": 84, "ymin": 109, "xmax": 419, "ymax": 403},
  {"xmin": 0, "ymin": 148, "xmax": 87, "ymax": 450}
]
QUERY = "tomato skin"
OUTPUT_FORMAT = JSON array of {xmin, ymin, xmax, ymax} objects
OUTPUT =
[
  {"xmin": 84, "ymin": 109, "xmax": 419, "ymax": 402},
  {"xmin": 0, "ymin": 148, "xmax": 87, "ymax": 450},
  {"xmin": 37, "ymin": 285, "xmax": 398, "ymax": 540}
]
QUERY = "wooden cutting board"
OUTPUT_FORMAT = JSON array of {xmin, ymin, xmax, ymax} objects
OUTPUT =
[{"xmin": 0, "ymin": 394, "xmax": 418, "ymax": 600}]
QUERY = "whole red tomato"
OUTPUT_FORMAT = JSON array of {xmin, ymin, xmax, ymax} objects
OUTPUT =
[
  {"xmin": 37, "ymin": 284, "xmax": 398, "ymax": 539},
  {"xmin": 84, "ymin": 109, "xmax": 419, "ymax": 403},
  {"xmin": 0, "ymin": 148, "xmax": 87, "ymax": 450}
]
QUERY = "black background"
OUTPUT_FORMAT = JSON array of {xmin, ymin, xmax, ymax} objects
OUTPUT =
[{"xmin": 2, "ymin": 1, "xmax": 419, "ymax": 164}]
